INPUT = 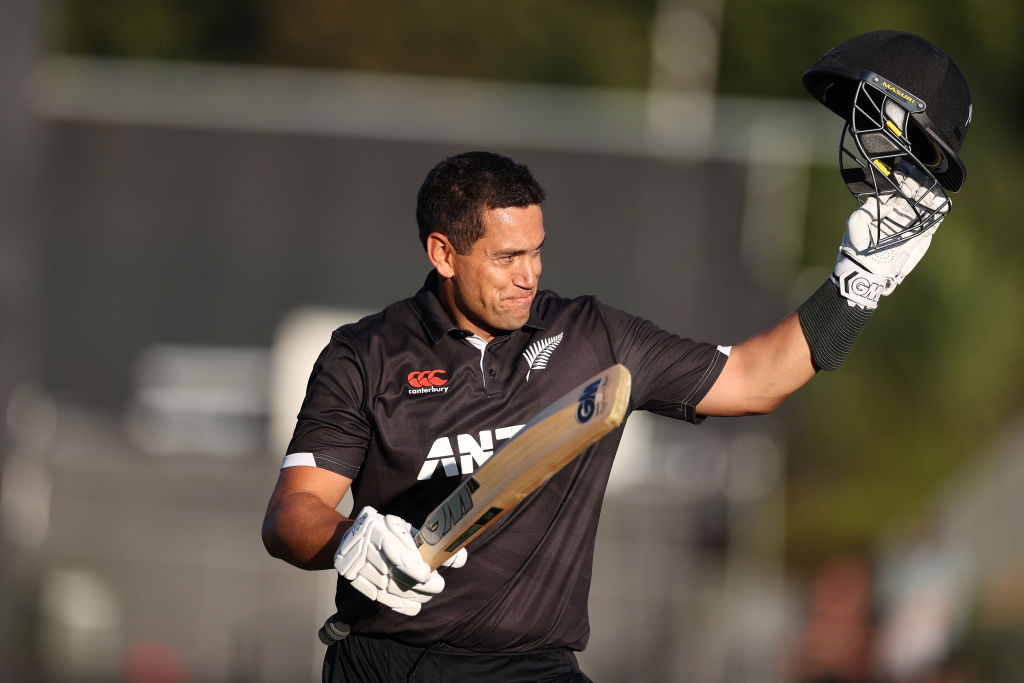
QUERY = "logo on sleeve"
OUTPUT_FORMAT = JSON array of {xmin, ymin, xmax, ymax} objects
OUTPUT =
[
  {"xmin": 522, "ymin": 332, "xmax": 563, "ymax": 380},
  {"xmin": 407, "ymin": 369, "xmax": 449, "ymax": 395}
]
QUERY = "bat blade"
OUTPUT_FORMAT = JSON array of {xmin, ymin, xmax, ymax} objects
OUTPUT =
[{"xmin": 415, "ymin": 364, "xmax": 631, "ymax": 569}]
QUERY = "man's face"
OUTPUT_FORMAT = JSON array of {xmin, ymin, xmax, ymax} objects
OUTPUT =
[{"xmin": 440, "ymin": 204, "xmax": 545, "ymax": 341}]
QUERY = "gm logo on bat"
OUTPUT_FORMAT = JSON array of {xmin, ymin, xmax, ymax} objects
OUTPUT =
[
  {"xmin": 418, "ymin": 374, "xmax": 607, "ymax": 553},
  {"xmin": 576, "ymin": 378, "xmax": 602, "ymax": 423}
]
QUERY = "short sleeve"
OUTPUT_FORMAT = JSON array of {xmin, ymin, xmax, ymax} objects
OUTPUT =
[
  {"xmin": 283, "ymin": 332, "xmax": 371, "ymax": 477},
  {"xmin": 599, "ymin": 303, "xmax": 727, "ymax": 423}
]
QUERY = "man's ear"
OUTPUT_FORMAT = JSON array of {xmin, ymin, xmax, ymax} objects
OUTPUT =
[{"xmin": 426, "ymin": 232, "xmax": 456, "ymax": 278}]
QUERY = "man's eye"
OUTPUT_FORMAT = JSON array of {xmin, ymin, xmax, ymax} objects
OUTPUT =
[{"xmin": 496, "ymin": 255, "xmax": 515, "ymax": 265}]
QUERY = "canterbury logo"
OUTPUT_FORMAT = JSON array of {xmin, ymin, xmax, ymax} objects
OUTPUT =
[
  {"xmin": 522, "ymin": 332, "xmax": 563, "ymax": 380},
  {"xmin": 408, "ymin": 369, "xmax": 447, "ymax": 387},
  {"xmin": 417, "ymin": 425, "xmax": 524, "ymax": 480},
  {"xmin": 407, "ymin": 369, "xmax": 450, "ymax": 396}
]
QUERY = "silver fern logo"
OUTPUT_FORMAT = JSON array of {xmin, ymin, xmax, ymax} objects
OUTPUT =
[{"xmin": 522, "ymin": 332, "xmax": 563, "ymax": 380}]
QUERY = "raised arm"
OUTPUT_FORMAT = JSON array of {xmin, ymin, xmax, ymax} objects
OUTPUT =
[
  {"xmin": 697, "ymin": 163, "xmax": 948, "ymax": 418},
  {"xmin": 695, "ymin": 311, "xmax": 815, "ymax": 416}
]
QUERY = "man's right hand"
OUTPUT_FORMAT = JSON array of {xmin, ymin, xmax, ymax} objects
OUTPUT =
[{"xmin": 333, "ymin": 506, "xmax": 456, "ymax": 616}]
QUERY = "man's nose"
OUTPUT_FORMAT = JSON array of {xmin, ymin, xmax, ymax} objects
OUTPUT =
[{"xmin": 514, "ymin": 254, "xmax": 541, "ymax": 289}]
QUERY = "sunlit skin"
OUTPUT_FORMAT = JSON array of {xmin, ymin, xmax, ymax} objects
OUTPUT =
[{"xmin": 427, "ymin": 205, "xmax": 545, "ymax": 343}]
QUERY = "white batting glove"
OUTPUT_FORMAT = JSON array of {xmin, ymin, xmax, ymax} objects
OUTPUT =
[
  {"xmin": 334, "ymin": 506, "xmax": 465, "ymax": 616},
  {"xmin": 438, "ymin": 546, "xmax": 468, "ymax": 569},
  {"xmin": 832, "ymin": 162, "xmax": 949, "ymax": 309}
]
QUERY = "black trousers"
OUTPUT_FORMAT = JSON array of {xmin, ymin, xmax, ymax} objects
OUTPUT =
[{"xmin": 323, "ymin": 634, "xmax": 593, "ymax": 683}]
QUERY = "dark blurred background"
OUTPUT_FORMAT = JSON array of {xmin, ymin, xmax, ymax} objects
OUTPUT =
[{"xmin": 2, "ymin": 1, "xmax": 1023, "ymax": 681}]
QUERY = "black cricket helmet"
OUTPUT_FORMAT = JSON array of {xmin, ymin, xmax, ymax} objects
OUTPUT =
[{"xmin": 804, "ymin": 31, "xmax": 972, "ymax": 252}]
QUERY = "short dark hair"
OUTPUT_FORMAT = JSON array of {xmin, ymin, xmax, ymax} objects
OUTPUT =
[{"xmin": 416, "ymin": 151, "xmax": 546, "ymax": 254}]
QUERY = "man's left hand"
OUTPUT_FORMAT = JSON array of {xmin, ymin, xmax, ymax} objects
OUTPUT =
[{"xmin": 832, "ymin": 162, "xmax": 949, "ymax": 309}]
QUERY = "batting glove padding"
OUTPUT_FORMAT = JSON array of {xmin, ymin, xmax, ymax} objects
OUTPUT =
[
  {"xmin": 334, "ymin": 506, "xmax": 464, "ymax": 616},
  {"xmin": 833, "ymin": 162, "xmax": 949, "ymax": 309}
]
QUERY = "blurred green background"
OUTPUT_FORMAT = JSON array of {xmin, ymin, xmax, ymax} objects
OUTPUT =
[
  {"xmin": 47, "ymin": 0, "xmax": 1024, "ymax": 572},
  {"xmin": 5, "ymin": 1, "xmax": 1023, "ymax": 680}
]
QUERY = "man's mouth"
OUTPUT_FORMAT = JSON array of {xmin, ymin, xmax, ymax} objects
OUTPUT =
[{"xmin": 505, "ymin": 292, "xmax": 535, "ymax": 306}]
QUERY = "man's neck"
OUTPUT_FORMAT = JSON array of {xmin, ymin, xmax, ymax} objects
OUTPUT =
[{"xmin": 438, "ymin": 277, "xmax": 498, "ymax": 343}]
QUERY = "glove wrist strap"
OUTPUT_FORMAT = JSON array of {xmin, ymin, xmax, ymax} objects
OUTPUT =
[{"xmin": 798, "ymin": 279, "xmax": 875, "ymax": 371}]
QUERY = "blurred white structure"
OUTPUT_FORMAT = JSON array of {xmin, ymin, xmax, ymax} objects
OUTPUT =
[
  {"xmin": 268, "ymin": 307, "xmax": 371, "ymax": 461},
  {"xmin": 124, "ymin": 345, "xmax": 270, "ymax": 457}
]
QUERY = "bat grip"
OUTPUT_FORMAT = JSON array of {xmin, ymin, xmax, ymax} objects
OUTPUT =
[{"xmin": 317, "ymin": 614, "xmax": 351, "ymax": 645}]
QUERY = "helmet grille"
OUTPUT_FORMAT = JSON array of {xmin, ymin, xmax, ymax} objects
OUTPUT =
[{"xmin": 838, "ymin": 72, "xmax": 951, "ymax": 254}]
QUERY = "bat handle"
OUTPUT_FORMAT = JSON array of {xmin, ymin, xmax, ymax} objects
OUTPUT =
[
  {"xmin": 318, "ymin": 524, "xmax": 463, "ymax": 645},
  {"xmin": 414, "ymin": 530, "xmax": 451, "ymax": 571},
  {"xmin": 317, "ymin": 614, "xmax": 351, "ymax": 645}
]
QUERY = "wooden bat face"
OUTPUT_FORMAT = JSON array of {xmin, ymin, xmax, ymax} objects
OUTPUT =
[{"xmin": 416, "ymin": 364, "xmax": 631, "ymax": 568}]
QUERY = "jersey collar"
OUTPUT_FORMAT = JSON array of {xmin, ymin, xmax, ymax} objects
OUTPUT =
[{"xmin": 413, "ymin": 271, "xmax": 545, "ymax": 345}]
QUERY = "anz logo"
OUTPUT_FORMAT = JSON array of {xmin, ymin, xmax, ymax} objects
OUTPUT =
[{"xmin": 417, "ymin": 424, "xmax": 524, "ymax": 480}]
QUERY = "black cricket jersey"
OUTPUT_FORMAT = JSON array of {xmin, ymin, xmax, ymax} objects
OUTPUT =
[{"xmin": 284, "ymin": 272, "xmax": 728, "ymax": 653}]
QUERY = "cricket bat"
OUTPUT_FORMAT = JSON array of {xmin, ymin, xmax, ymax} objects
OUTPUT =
[
  {"xmin": 317, "ymin": 364, "xmax": 631, "ymax": 644},
  {"xmin": 415, "ymin": 363, "xmax": 632, "ymax": 568}
]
